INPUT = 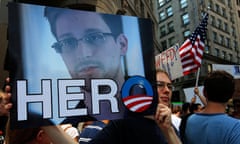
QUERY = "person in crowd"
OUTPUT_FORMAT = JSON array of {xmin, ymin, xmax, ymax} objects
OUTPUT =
[
  {"xmin": 0, "ymin": 83, "xmax": 12, "ymax": 139},
  {"xmin": 184, "ymin": 70, "xmax": 240, "ymax": 144},
  {"xmin": 232, "ymin": 99, "xmax": 240, "ymax": 119},
  {"xmin": 180, "ymin": 102, "xmax": 190, "ymax": 119},
  {"xmin": 189, "ymin": 103, "xmax": 203, "ymax": 113},
  {"xmin": 193, "ymin": 86, "xmax": 207, "ymax": 106},
  {"xmin": 4, "ymin": 119, "xmax": 53, "ymax": 144},
  {"xmin": 0, "ymin": 88, "xmax": 11, "ymax": 117},
  {"xmin": 179, "ymin": 88, "xmax": 205, "ymax": 142},
  {"xmin": 88, "ymin": 69, "xmax": 182, "ymax": 144},
  {"xmin": 171, "ymin": 105, "xmax": 182, "ymax": 132}
]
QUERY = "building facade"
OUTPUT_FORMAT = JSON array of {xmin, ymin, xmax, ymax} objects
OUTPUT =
[{"xmin": 156, "ymin": 0, "xmax": 240, "ymax": 101}]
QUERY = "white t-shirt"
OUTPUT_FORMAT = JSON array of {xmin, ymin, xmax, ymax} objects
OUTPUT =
[{"xmin": 171, "ymin": 114, "xmax": 182, "ymax": 132}]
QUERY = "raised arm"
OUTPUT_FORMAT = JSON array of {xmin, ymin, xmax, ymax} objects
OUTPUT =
[{"xmin": 194, "ymin": 87, "xmax": 207, "ymax": 106}]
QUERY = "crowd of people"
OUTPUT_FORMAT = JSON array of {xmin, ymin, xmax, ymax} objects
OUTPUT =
[
  {"xmin": 0, "ymin": 69, "xmax": 240, "ymax": 143},
  {"xmin": 1, "ymin": 4, "xmax": 240, "ymax": 144}
]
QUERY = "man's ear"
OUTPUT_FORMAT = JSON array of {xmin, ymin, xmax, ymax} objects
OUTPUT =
[
  {"xmin": 36, "ymin": 130, "xmax": 44, "ymax": 141},
  {"xmin": 117, "ymin": 34, "xmax": 128, "ymax": 55}
]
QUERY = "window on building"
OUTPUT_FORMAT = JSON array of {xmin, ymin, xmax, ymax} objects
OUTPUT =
[
  {"xmin": 158, "ymin": 0, "xmax": 165, "ymax": 7},
  {"xmin": 159, "ymin": 11, "xmax": 166, "ymax": 21},
  {"xmin": 168, "ymin": 21, "xmax": 174, "ymax": 33},
  {"xmin": 217, "ymin": 19, "xmax": 222, "ymax": 29},
  {"xmin": 210, "ymin": 15, "xmax": 215, "ymax": 26},
  {"xmin": 233, "ymin": 40, "xmax": 238, "ymax": 50},
  {"xmin": 205, "ymin": 45, "xmax": 209, "ymax": 54},
  {"xmin": 229, "ymin": 54, "xmax": 233, "ymax": 61},
  {"xmin": 168, "ymin": 37, "xmax": 175, "ymax": 47},
  {"xmin": 161, "ymin": 40, "xmax": 167, "ymax": 50},
  {"xmin": 166, "ymin": 6, "xmax": 173, "ymax": 17},
  {"xmin": 215, "ymin": 48, "xmax": 220, "ymax": 57},
  {"xmin": 215, "ymin": 4, "xmax": 220, "ymax": 13},
  {"xmin": 231, "ymin": 26, "xmax": 236, "ymax": 37},
  {"xmin": 182, "ymin": 13, "xmax": 190, "ymax": 25},
  {"xmin": 226, "ymin": 37, "xmax": 230, "ymax": 47},
  {"xmin": 213, "ymin": 31, "xmax": 217, "ymax": 42},
  {"xmin": 222, "ymin": 51, "xmax": 226, "ymax": 59},
  {"xmin": 222, "ymin": 51, "xmax": 227, "ymax": 59},
  {"xmin": 220, "ymin": 0, "xmax": 225, "ymax": 4},
  {"xmin": 180, "ymin": 0, "xmax": 188, "ymax": 9},
  {"xmin": 237, "ymin": 0, "xmax": 240, "ymax": 5},
  {"xmin": 227, "ymin": 1, "xmax": 232, "ymax": 7},
  {"xmin": 160, "ymin": 25, "xmax": 166, "ymax": 36},
  {"xmin": 208, "ymin": 1, "xmax": 213, "ymax": 9},
  {"xmin": 230, "ymin": 12, "xmax": 235, "ymax": 23},
  {"xmin": 224, "ymin": 22, "xmax": 228, "ymax": 32},
  {"xmin": 183, "ymin": 30, "xmax": 191, "ymax": 39},
  {"xmin": 219, "ymin": 35, "xmax": 224, "ymax": 45},
  {"xmin": 222, "ymin": 8, "xmax": 226, "ymax": 17}
]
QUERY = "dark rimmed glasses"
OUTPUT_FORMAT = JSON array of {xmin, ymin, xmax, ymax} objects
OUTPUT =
[
  {"xmin": 156, "ymin": 81, "xmax": 173, "ymax": 91},
  {"xmin": 52, "ymin": 32, "xmax": 115, "ymax": 53}
]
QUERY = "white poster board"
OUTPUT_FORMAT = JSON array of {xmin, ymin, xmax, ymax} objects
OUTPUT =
[{"xmin": 183, "ymin": 86, "xmax": 204, "ymax": 106}]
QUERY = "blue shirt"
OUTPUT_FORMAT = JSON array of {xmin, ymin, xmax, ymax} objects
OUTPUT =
[{"xmin": 185, "ymin": 113, "xmax": 240, "ymax": 144}]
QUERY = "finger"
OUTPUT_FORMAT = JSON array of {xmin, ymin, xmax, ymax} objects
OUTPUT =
[
  {"xmin": 5, "ymin": 103, "xmax": 13, "ymax": 110},
  {"xmin": 6, "ymin": 77, "xmax": 10, "ymax": 82},
  {"xmin": 156, "ymin": 103, "xmax": 168, "ymax": 115},
  {"xmin": 5, "ymin": 85, "xmax": 11, "ymax": 93},
  {"xmin": 156, "ymin": 108, "xmax": 169, "ymax": 122}
]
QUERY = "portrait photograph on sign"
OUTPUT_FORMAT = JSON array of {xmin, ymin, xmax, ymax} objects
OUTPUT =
[{"xmin": 7, "ymin": 2, "xmax": 157, "ymax": 129}]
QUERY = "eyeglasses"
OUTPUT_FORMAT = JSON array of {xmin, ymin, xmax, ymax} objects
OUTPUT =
[
  {"xmin": 155, "ymin": 81, "xmax": 173, "ymax": 91},
  {"xmin": 52, "ymin": 32, "xmax": 115, "ymax": 53}
]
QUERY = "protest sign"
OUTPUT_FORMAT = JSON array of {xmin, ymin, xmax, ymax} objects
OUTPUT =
[
  {"xmin": 155, "ymin": 44, "xmax": 184, "ymax": 80},
  {"xmin": 8, "ymin": 2, "xmax": 157, "ymax": 128}
]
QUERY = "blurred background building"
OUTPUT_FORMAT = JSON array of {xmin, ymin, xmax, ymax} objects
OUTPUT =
[{"xmin": 156, "ymin": 0, "xmax": 240, "ymax": 101}]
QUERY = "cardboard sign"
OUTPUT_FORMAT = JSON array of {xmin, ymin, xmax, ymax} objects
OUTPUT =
[
  {"xmin": 155, "ymin": 44, "xmax": 184, "ymax": 80},
  {"xmin": 8, "ymin": 2, "xmax": 157, "ymax": 128}
]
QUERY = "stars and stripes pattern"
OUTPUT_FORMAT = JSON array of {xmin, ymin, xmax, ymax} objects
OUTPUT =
[
  {"xmin": 179, "ymin": 13, "xmax": 208, "ymax": 75},
  {"xmin": 122, "ymin": 94, "xmax": 153, "ymax": 112}
]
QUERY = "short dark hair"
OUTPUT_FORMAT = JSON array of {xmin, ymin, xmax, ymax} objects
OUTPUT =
[
  {"xmin": 204, "ymin": 70, "xmax": 235, "ymax": 103},
  {"xmin": 44, "ymin": 6, "xmax": 123, "ymax": 40},
  {"xmin": 189, "ymin": 103, "xmax": 201, "ymax": 113},
  {"xmin": 182, "ymin": 102, "xmax": 190, "ymax": 113}
]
